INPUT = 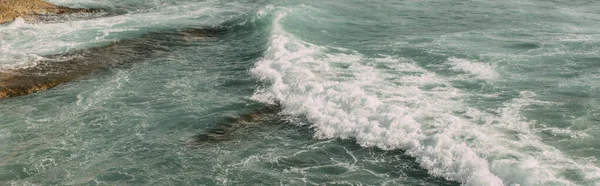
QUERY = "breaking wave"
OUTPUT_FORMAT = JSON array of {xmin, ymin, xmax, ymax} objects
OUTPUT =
[{"xmin": 250, "ymin": 11, "xmax": 600, "ymax": 186}]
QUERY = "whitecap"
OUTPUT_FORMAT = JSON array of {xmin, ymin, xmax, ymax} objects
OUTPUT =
[
  {"xmin": 251, "ymin": 11, "xmax": 600, "ymax": 185},
  {"xmin": 449, "ymin": 57, "xmax": 499, "ymax": 80}
]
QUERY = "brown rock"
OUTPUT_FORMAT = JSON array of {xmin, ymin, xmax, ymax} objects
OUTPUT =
[
  {"xmin": 0, "ymin": 0, "xmax": 93, "ymax": 24},
  {"xmin": 0, "ymin": 28, "xmax": 219, "ymax": 99},
  {"xmin": 0, "ymin": 41, "xmax": 157, "ymax": 98}
]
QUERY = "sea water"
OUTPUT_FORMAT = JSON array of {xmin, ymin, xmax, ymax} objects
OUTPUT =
[{"xmin": 1, "ymin": 0, "xmax": 599, "ymax": 185}]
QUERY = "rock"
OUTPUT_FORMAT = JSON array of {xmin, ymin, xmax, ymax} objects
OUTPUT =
[
  {"xmin": 0, "ymin": 28, "xmax": 219, "ymax": 99},
  {"xmin": 0, "ymin": 41, "xmax": 166, "ymax": 98},
  {"xmin": 0, "ymin": 0, "xmax": 94, "ymax": 24},
  {"xmin": 193, "ymin": 102, "xmax": 282, "ymax": 145}
]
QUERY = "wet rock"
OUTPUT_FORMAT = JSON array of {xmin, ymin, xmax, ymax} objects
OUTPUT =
[
  {"xmin": 0, "ymin": 0, "xmax": 95, "ymax": 24},
  {"xmin": 193, "ymin": 103, "xmax": 282, "ymax": 145},
  {"xmin": 0, "ymin": 28, "xmax": 219, "ymax": 98}
]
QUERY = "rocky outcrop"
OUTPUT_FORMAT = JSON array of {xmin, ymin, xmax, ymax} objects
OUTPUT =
[
  {"xmin": 0, "ymin": 28, "xmax": 219, "ymax": 99},
  {"xmin": 0, "ymin": 40, "xmax": 166, "ymax": 99},
  {"xmin": 0, "ymin": 0, "xmax": 95, "ymax": 24}
]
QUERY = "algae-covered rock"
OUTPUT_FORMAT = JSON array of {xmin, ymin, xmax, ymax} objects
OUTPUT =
[
  {"xmin": 0, "ymin": 41, "xmax": 158, "ymax": 98},
  {"xmin": 0, "ymin": 0, "xmax": 94, "ymax": 24},
  {"xmin": 0, "ymin": 28, "xmax": 220, "ymax": 98},
  {"xmin": 193, "ymin": 103, "xmax": 282, "ymax": 145}
]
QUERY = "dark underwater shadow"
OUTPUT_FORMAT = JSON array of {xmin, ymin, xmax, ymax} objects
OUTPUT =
[
  {"xmin": 0, "ymin": 27, "xmax": 225, "ymax": 99},
  {"xmin": 192, "ymin": 102, "xmax": 282, "ymax": 146}
]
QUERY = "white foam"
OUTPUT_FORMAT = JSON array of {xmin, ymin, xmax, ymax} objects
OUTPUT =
[
  {"xmin": 251, "ymin": 11, "xmax": 600, "ymax": 185},
  {"xmin": 449, "ymin": 57, "xmax": 499, "ymax": 80},
  {"xmin": 0, "ymin": 0, "xmax": 259, "ymax": 69}
]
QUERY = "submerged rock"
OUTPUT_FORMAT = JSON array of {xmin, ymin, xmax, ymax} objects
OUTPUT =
[
  {"xmin": 0, "ymin": 28, "xmax": 220, "ymax": 99},
  {"xmin": 0, "ymin": 0, "xmax": 95, "ymax": 24},
  {"xmin": 193, "ymin": 102, "xmax": 282, "ymax": 145}
]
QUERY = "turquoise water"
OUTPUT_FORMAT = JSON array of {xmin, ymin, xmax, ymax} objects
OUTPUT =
[{"xmin": 1, "ymin": 0, "xmax": 599, "ymax": 185}]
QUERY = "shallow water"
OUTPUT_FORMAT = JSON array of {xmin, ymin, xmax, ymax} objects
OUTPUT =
[{"xmin": 1, "ymin": 0, "xmax": 599, "ymax": 185}]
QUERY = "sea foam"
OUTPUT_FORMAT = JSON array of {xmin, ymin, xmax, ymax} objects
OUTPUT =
[
  {"xmin": 251, "ymin": 11, "xmax": 600, "ymax": 185},
  {"xmin": 449, "ymin": 57, "xmax": 499, "ymax": 80},
  {"xmin": 0, "ymin": 0, "xmax": 258, "ymax": 69}
]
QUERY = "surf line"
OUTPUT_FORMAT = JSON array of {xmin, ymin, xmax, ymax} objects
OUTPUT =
[{"xmin": 0, "ymin": 28, "xmax": 222, "ymax": 99}]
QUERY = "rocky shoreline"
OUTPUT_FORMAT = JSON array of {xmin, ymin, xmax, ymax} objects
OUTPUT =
[{"xmin": 0, "ymin": 0, "xmax": 95, "ymax": 24}]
